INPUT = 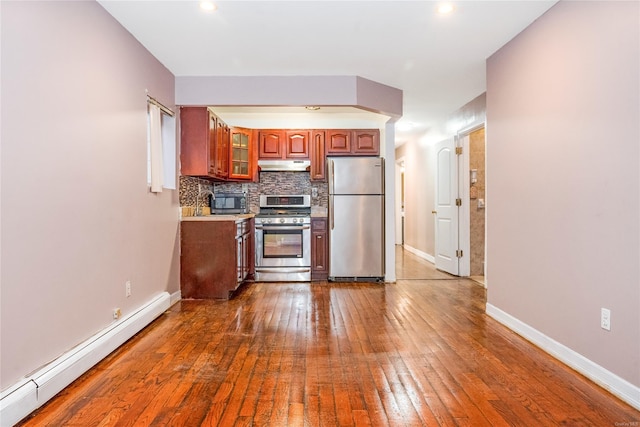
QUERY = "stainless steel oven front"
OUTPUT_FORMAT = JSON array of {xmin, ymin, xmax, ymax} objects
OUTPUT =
[{"xmin": 254, "ymin": 218, "xmax": 311, "ymax": 282}]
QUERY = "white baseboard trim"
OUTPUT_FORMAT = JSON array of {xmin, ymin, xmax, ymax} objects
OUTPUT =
[
  {"xmin": 170, "ymin": 290, "xmax": 182, "ymax": 306},
  {"xmin": 0, "ymin": 292, "xmax": 171, "ymax": 426},
  {"xmin": 402, "ymin": 244, "xmax": 435, "ymax": 264},
  {"xmin": 486, "ymin": 303, "xmax": 640, "ymax": 411}
]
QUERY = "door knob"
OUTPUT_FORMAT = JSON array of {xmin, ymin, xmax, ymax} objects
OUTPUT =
[{"xmin": 431, "ymin": 210, "xmax": 437, "ymax": 214}]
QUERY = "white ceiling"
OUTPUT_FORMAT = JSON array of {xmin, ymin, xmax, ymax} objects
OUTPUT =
[{"xmin": 98, "ymin": 0, "xmax": 557, "ymax": 143}]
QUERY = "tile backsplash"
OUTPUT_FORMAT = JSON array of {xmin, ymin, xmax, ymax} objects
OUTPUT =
[{"xmin": 180, "ymin": 172, "xmax": 328, "ymax": 214}]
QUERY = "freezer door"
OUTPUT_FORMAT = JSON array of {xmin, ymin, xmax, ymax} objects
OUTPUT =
[
  {"xmin": 329, "ymin": 195, "xmax": 384, "ymax": 278},
  {"xmin": 328, "ymin": 157, "xmax": 384, "ymax": 195}
]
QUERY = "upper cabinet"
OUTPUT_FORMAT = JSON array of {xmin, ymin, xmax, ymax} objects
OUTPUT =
[
  {"xmin": 181, "ymin": 107, "xmax": 255, "ymax": 182},
  {"xmin": 310, "ymin": 130, "xmax": 326, "ymax": 181},
  {"xmin": 229, "ymin": 127, "xmax": 255, "ymax": 181},
  {"xmin": 180, "ymin": 106, "xmax": 217, "ymax": 178},
  {"xmin": 284, "ymin": 130, "xmax": 310, "ymax": 158},
  {"xmin": 182, "ymin": 108, "xmax": 379, "ymax": 182},
  {"xmin": 215, "ymin": 119, "xmax": 229, "ymax": 179},
  {"xmin": 258, "ymin": 130, "xmax": 310, "ymax": 159},
  {"xmin": 326, "ymin": 129, "xmax": 380, "ymax": 156}
]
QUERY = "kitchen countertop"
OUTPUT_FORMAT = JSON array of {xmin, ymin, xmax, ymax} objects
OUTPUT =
[{"xmin": 181, "ymin": 213, "xmax": 255, "ymax": 222}]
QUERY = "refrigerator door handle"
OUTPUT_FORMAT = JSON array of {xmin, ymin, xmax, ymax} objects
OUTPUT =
[
  {"xmin": 329, "ymin": 159, "xmax": 334, "ymax": 194},
  {"xmin": 330, "ymin": 196, "xmax": 334, "ymax": 230}
]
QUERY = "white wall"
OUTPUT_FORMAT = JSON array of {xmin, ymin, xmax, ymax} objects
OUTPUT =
[
  {"xmin": 1, "ymin": 1, "xmax": 179, "ymax": 390},
  {"xmin": 486, "ymin": 0, "xmax": 639, "ymax": 387}
]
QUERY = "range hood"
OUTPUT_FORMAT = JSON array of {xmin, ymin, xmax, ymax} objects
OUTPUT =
[{"xmin": 258, "ymin": 159, "xmax": 311, "ymax": 172}]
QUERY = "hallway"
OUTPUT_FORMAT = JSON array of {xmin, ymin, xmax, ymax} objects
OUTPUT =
[{"xmin": 17, "ymin": 248, "xmax": 639, "ymax": 426}]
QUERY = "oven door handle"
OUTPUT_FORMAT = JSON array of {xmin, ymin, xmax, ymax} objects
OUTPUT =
[
  {"xmin": 255, "ymin": 267, "xmax": 311, "ymax": 273},
  {"xmin": 255, "ymin": 225, "xmax": 310, "ymax": 231}
]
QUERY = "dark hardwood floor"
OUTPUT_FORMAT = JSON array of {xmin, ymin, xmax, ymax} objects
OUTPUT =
[{"xmin": 17, "ymin": 247, "xmax": 639, "ymax": 426}]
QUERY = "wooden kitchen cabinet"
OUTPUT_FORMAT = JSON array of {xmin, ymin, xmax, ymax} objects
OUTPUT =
[
  {"xmin": 181, "ymin": 107, "xmax": 259, "ymax": 181},
  {"xmin": 229, "ymin": 127, "xmax": 254, "ymax": 181},
  {"xmin": 215, "ymin": 119, "xmax": 230, "ymax": 179},
  {"xmin": 310, "ymin": 130, "xmax": 326, "ymax": 181},
  {"xmin": 353, "ymin": 129, "xmax": 380, "ymax": 155},
  {"xmin": 311, "ymin": 217, "xmax": 329, "ymax": 280},
  {"xmin": 180, "ymin": 218, "xmax": 254, "ymax": 299},
  {"xmin": 180, "ymin": 107, "xmax": 217, "ymax": 177},
  {"xmin": 258, "ymin": 130, "xmax": 310, "ymax": 159},
  {"xmin": 325, "ymin": 129, "xmax": 380, "ymax": 156}
]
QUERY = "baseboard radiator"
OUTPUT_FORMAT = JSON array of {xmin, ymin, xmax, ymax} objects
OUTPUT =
[{"xmin": 0, "ymin": 292, "xmax": 171, "ymax": 426}]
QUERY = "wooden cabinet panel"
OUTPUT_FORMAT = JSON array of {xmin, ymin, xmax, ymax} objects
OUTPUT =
[
  {"xmin": 180, "ymin": 106, "xmax": 234, "ymax": 179},
  {"xmin": 215, "ymin": 120, "xmax": 229, "ymax": 179},
  {"xmin": 353, "ymin": 129, "xmax": 380, "ymax": 155},
  {"xmin": 229, "ymin": 127, "xmax": 253, "ymax": 180},
  {"xmin": 180, "ymin": 218, "xmax": 253, "ymax": 299},
  {"xmin": 310, "ymin": 130, "xmax": 326, "ymax": 181},
  {"xmin": 259, "ymin": 130, "xmax": 310, "ymax": 159},
  {"xmin": 180, "ymin": 107, "xmax": 212, "ymax": 176},
  {"xmin": 258, "ymin": 130, "xmax": 284, "ymax": 158},
  {"xmin": 326, "ymin": 130, "xmax": 351, "ymax": 154},
  {"xmin": 285, "ymin": 130, "xmax": 310, "ymax": 158},
  {"xmin": 311, "ymin": 218, "xmax": 328, "ymax": 280},
  {"xmin": 326, "ymin": 129, "xmax": 380, "ymax": 156}
]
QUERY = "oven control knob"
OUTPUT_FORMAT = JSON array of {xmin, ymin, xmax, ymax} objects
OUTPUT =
[
  {"xmin": 279, "ymin": 218, "xmax": 285, "ymax": 224},
  {"xmin": 292, "ymin": 218, "xmax": 297, "ymax": 223},
  {"xmin": 267, "ymin": 219, "xmax": 272, "ymax": 224}
]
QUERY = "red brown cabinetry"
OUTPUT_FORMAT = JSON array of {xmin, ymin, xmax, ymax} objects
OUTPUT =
[
  {"xmin": 326, "ymin": 129, "xmax": 380, "ymax": 156},
  {"xmin": 229, "ymin": 127, "xmax": 255, "ymax": 181},
  {"xmin": 310, "ymin": 130, "xmax": 326, "ymax": 181},
  {"xmin": 311, "ymin": 217, "xmax": 328, "ymax": 280},
  {"xmin": 181, "ymin": 107, "xmax": 256, "ymax": 181},
  {"xmin": 180, "ymin": 107, "xmax": 219, "ymax": 178},
  {"xmin": 258, "ymin": 130, "xmax": 310, "ymax": 159},
  {"xmin": 181, "ymin": 218, "xmax": 254, "ymax": 299}
]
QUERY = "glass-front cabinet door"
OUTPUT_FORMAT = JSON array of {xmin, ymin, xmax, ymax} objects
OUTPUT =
[{"xmin": 229, "ymin": 127, "xmax": 252, "ymax": 180}]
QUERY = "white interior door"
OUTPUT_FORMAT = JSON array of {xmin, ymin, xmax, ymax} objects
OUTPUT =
[{"xmin": 434, "ymin": 138, "xmax": 459, "ymax": 275}]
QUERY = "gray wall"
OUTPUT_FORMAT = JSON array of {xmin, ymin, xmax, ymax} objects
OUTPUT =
[
  {"xmin": 486, "ymin": 0, "xmax": 639, "ymax": 386},
  {"xmin": 1, "ymin": 1, "xmax": 179, "ymax": 390}
]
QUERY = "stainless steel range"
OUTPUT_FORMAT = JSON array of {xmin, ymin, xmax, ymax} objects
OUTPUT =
[{"xmin": 254, "ymin": 195, "xmax": 311, "ymax": 282}]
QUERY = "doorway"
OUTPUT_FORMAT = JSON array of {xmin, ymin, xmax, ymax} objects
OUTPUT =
[
  {"xmin": 460, "ymin": 126, "xmax": 486, "ymax": 286},
  {"xmin": 395, "ymin": 158, "xmax": 405, "ymax": 246}
]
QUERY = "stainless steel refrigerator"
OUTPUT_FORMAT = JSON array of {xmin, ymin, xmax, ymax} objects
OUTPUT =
[{"xmin": 327, "ymin": 156, "xmax": 385, "ymax": 281}]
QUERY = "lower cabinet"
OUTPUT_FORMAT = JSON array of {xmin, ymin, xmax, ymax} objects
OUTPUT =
[
  {"xmin": 181, "ymin": 218, "xmax": 254, "ymax": 299},
  {"xmin": 311, "ymin": 217, "xmax": 328, "ymax": 280}
]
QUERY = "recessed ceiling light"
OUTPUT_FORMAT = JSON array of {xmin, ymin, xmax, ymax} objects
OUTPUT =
[
  {"xmin": 200, "ymin": 1, "xmax": 217, "ymax": 12},
  {"xmin": 437, "ymin": 3, "xmax": 455, "ymax": 15},
  {"xmin": 305, "ymin": 106, "xmax": 321, "ymax": 111}
]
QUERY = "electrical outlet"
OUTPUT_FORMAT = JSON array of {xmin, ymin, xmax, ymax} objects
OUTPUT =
[
  {"xmin": 113, "ymin": 308, "xmax": 121, "ymax": 320},
  {"xmin": 242, "ymin": 183, "xmax": 248, "ymax": 193},
  {"xmin": 126, "ymin": 281, "xmax": 131, "ymax": 298},
  {"xmin": 601, "ymin": 308, "xmax": 611, "ymax": 331}
]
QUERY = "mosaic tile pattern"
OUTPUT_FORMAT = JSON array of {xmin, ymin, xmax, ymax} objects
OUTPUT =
[
  {"xmin": 179, "ymin": 173, "xmax": 329, "ymax": 213},
  {"xmin": 179, "ymin": 176, "xmax": 214, "ymax": 208}
]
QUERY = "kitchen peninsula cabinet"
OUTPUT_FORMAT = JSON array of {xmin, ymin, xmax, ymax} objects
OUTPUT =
[
  {"xmin": 258, "ymin": 130, "xmax": 310, "ymax": 159},
  {"xmin": 180, "ymin": 217, "xmax": 254, "ymax": 299},
  {"xmin": 326, "ymin": 129, "xmax": 380, "ymax": 156},
  {"xmin": 311, "ymin": 217, "xmax": 328, "ymax": 280}
]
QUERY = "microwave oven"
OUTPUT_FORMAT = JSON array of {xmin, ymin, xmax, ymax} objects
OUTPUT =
[{"xmin": 211, "ymin": 193, "xmax": 248, "ymax": 214}]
